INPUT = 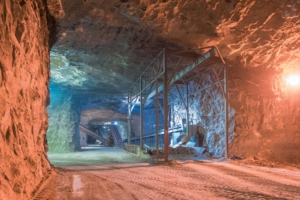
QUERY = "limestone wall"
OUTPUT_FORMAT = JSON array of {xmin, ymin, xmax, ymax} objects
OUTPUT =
[{"xmin": 0, "ymin": 0, "xmax": 52, "ymax": 199}]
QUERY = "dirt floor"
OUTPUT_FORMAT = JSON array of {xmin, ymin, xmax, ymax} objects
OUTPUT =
[{"xmin": 34, "ymin": 147, "xmax": 300, "ymax": 200}]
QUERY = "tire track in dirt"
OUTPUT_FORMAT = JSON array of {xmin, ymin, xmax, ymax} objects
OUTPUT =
[
  {"xmin": 189, "ymin": 162, "xmax": 300, "ymax": 199},
  {"xmin": 84, "ymin": 164, "xmax": 214, "ymax": 200},
  {"xmin": 43, "ymin": 161, "xmax": 300, "ymax": 200}
]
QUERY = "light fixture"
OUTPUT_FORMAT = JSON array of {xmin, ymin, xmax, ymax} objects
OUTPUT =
[{"xmin": 286, "ymin": 74, "xmax": 300, "ymax": 86}]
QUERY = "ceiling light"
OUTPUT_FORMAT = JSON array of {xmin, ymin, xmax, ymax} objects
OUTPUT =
[{"xmin": 286, "ymin": 74, "xmax": 300, "ymax": 86}]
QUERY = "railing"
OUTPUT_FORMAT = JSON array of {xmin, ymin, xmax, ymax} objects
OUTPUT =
[{"xmin": 127, "ymin": 51, "xmax": 165, "ymax": 103}]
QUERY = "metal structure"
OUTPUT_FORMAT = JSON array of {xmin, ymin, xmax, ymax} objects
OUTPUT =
[
  {"xmin": 80, "ymin": 125, "xmax": 125, "ymax": 149},
  {"xmin": 127, "ymin": 46, "xmax": 228, "ymax": 162},
  {"xmin": 80, "ymin": 125, "xmax": 108, "ymax": 145}
]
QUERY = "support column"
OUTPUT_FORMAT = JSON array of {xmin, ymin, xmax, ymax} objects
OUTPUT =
[
  {"xmin": 186, "ymin": 83, "xmax": 189, "ymax": 136},
  {"xmin": 224, "ymin": 65, "xmax": 229, "ymax": 158},
  {"xmin": 156, "ymin": 79, "xmax": 159, "ymax": 159},
  {"xmin": 163, "ymin": 48, "xmax": 169, "ymax": 162},
  {"xmin": 140, "ymin": 79, "xmax": 144, "ymax": 149},
  {"xmin": 127, "ymin": 94, "xmax": 131, "ymax": 145}
]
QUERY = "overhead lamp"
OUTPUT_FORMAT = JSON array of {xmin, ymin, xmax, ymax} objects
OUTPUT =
[{"xmin": 286, "ymin": 74, "xmax": 300, "ymax": 86}]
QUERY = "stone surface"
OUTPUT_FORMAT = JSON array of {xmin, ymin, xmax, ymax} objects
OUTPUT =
[
  {"xmin": 47, "ymin": 92, "xmax": 80, "ymax": 152},
  {"xmin": 229, "ymin": 67, "xmax": 300, "ymax": 165},
  {"xmin": 48, "ymin": 0, "xmax": 300, "ymax": 165},
  {"xmin": 167, "ymin": 70, "xmax": 235, "ymax": 158},
  {"xmin": 0, "ymin": 0, "xmax": 52, "ymax": 199}
]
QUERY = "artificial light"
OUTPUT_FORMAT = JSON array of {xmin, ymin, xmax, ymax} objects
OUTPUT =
[{"xmin": 286, "ymin": 74, "xmax": 300, "ymax": 86}]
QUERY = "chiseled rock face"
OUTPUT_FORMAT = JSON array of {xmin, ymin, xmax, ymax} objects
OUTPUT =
[
  {"xmin": 229, "ymin": 67, "xmax": 300, "ymax": 164},
  {"xmin": 47, "ymin": 92, "xmax": 80, "ymax": 152},
  {"xmin": 49, "ymin": 0, "xmax": 300, "ymax": 165},
  {"xmin": 166, "ymin": 72, "xmax": 235, "ymax": 158},
  {"xmin": 0, "ymin": 0, "xmax": 52, "ymax": 199}
]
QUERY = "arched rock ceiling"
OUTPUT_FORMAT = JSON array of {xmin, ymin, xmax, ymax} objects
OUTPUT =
[{"xmin": 49, "ymin": 0, "xmax": 300, "ymax": 105}]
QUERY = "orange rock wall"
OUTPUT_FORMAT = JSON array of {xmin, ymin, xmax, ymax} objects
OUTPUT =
[
  {"xmin": 229, "ymin": 67, "xmax": 300, "ymax": 165},
  {"xmin": 0, "ymin": 0, "xmax": 52, "ymax": 199}
]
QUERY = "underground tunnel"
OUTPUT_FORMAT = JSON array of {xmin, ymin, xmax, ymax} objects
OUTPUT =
[{"xmin": 1, "ymin": 0, "xmax": 300, "ymax": 199}]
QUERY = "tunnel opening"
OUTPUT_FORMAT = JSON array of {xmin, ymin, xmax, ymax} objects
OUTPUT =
[{"xmin": 2, "ymin": 0, "xmax": 300, "ymax": 199}]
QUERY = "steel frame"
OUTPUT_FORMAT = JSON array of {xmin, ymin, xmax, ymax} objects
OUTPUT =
[{"xmin": 127, "ymin": 46, "xmax": 229, "ymax": 162}]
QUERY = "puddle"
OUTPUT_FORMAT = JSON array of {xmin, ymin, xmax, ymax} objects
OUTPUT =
[{"xmin": 72, "ymin": 175, "xmax": 83, "ymax": 197}]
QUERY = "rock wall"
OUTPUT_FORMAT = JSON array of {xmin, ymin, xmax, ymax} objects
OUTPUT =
[
  {"xmin": 168, "ymin": 67, "xmax": 235, "ymax": 158},
  {"xmin": 168, "ymin": 65, "xmax": 300, "ymax": 165},
  {"xmin": 47, "ymin": 0, "xmax": 300, "ymax": 166},
  {"xmin": 0, "ymin": 0, "xmax": 52, "ymax": 199},
  {"xmin": 229, "ymin": 67, "xmax": 300, "ymax": 165},
  {"xmin": 46, "ymin": 92, "xmax": 80, "ymax": 152}
]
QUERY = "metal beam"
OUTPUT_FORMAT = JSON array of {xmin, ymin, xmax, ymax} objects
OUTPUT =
[
  {"xmin": 142, "ymin": 82, "xmax": 154, "ymax": 107},
  {"xmin": 140, "ymin": 78, "xmax": 144, "ymax": 149},
  {"xmin": 79, "ymin": 125, "xmax": 108, "ymax": 145},
  {"xmin": 127, "ymin": 93, "xmax": 131, "ymax": 144},
  {"xmin": 224, "ymin": 64, "xmax": 229, "ymax": 158},
  {"xmin": 127, "ymin": 51, "xmax": 164, "ymax": 100},
  {"xmin": 163, "ymin": 48, "xmax": 169, "ymax": 162},
  {"xmin": 144, "ymin": 47, "xmax": 216, "ymax": 106},
  {"xmin": 186, "ymin": 83, "xmax": 189, "ymax": 137},
  {"xmin": 155, "ymin": 78, "xmax": 159, "ymax": 160},
  {"xmin": 168, "ymin": 47, "xmax": 216, "ymax": 85},
  {"xmin": 130, "ymin": 96, "xmax": 139, "ymax": 112},
  {"xmin": 211, "ymin": 65, "xmax": 225, "ymax": 97},
  {"xmin": 167, "ymin": 57, "xmax": 182, "ymax": 86},
  {"xmin": 216, "ymin": 45, "xmax": 229, "ymax": 158}
]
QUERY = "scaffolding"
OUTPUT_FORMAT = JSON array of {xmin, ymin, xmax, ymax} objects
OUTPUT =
[{"xmin": 127, "ymin": 46, "xmax": 228, "ymax": 162}]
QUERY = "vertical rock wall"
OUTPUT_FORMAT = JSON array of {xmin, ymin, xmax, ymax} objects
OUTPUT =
[
  {"xmin": 169, "ymin": 66, "xmax": 300, "ymax": 165},
  {"xmin": 169, "ymin": 69, "xmax": 235, "ymax": 157},
  {"xmin": 229, "ymin": 67, "xmax": 300, "ymax": 165},
  {"xmin": 46, "ymin": 93, "xmax": 80, "ymax": 152},
  {"xmin": 0, "ymin": 0, "xmax": 52, "ymax": 199}
]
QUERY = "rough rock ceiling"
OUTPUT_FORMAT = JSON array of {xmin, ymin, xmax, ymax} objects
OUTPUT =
[{"xmin": 49, "ymin": 0, "xmax": 300, "ymax": 109}]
